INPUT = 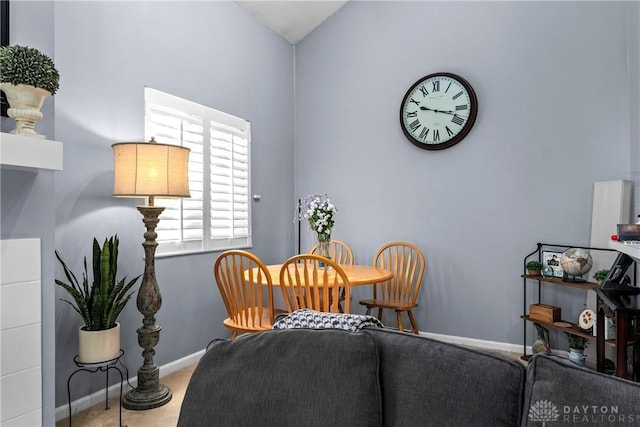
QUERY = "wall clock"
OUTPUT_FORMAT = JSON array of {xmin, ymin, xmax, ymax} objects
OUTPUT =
[{"xmin": 399, "ymin": 72, "xmax": 477, "ymax": 150}]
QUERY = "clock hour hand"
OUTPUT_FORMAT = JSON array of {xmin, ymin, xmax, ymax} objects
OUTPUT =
[{"xmin": 419, "ymin": 106, "xmax": 456, "ymax": 115}]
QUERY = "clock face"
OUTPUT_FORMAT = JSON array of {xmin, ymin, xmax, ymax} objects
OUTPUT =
[{"xmin": 400, "ymin": 73, "xmax": 478, "ymax": 150}]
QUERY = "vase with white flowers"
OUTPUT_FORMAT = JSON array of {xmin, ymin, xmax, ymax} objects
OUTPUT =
[{"xmin": 297, "ymin": 193, "xmax": 337, "ymax": 262}]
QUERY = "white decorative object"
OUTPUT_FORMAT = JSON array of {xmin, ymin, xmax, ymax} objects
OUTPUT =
[
  {"xmin": 0, "ymin": 83, "xmax": 50, "ymax": 138},
  {"xmin": 579, "ymin": 309, "xmax": 596, "ymax": 329},
  {"xmin": 78, "ymin": 323, "xmax": 121, "ymax": 363}
]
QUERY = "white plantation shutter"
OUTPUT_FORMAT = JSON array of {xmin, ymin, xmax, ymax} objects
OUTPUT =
[{"xmin": 145, "ymin": 88, "xmax": 252, "ymax": 255}]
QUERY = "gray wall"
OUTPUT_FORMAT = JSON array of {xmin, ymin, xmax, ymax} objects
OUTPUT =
[
  {"xmin": 294, "ymin": 1, "xmax": 639, "ymax": 343},
  {"xmin": 51, "ymin": 1, "xmax": 294, "ymax": 408},
  {"xmin": 1, "ymin": 2, "xmax": 57, "ymax": 424},
  {"xmin": 1, "ymin": 0, "xmax": 639, "ymax": 419}
]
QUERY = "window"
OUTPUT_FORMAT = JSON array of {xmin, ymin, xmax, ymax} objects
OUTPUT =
[{"xmin": 144, "ymin": 87, "xmax": 252, "ymax": 255}]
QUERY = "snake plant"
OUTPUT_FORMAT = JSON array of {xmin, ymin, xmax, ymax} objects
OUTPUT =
[{"xmin": 55, "ymin": 235, "xmax": 141, "ymax": 331}]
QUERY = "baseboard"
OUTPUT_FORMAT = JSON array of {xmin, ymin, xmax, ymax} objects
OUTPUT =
[
  {"xmin": 418, "ymin": 330, "xmax": 570, "ymax": 359},
  {"xmin": 55, "ymin": 349, "xmax": 205, "ymax": 422},
  {"xmin": 418, "ymin": 331, "xmax": 525, "ymax": 353}
]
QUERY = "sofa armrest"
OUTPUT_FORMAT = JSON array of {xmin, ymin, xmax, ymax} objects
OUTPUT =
[{"xmin": 522, "ymin": 353, "xmax": 640, "ymax": 426}]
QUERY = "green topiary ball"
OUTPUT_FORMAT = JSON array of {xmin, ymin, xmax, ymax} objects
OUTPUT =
[{"xmin": 0, "ymin": 45, "xmax": 60, "ymax": 95}]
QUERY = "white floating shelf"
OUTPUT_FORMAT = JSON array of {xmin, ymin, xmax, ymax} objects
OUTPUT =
[
  {"xmin": 0, "ymin": 132, "xmax": 63, "ymax": 172},
  {"xmin": 609, "ymin": 240, "xmax": 640, "ymax": 262}
]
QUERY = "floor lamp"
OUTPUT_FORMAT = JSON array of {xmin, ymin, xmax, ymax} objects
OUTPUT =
[{"xmin": 112, "ymin": 138, "xmax": 190, "ymax": 410}]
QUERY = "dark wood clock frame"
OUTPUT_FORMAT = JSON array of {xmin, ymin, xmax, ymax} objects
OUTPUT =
[{"xmin": 399, "ymin": 72, "xmax": 478, "ymax": 151}]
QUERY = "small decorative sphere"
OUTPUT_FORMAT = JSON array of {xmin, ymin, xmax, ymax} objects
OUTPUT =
[{"xmin": 560, "ymin": 248, "xmax": 593, "ymax": 276}]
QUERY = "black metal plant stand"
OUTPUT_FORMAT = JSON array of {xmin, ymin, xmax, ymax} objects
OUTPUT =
[{"xmin": 67, "ymin": 350, "xmax": 128, "ymax": 427}]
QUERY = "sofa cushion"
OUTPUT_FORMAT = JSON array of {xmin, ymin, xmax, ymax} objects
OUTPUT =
[
  {"xmin": 178, "ymin": 329, "xmax": 382, "ymax": 427},
  {"xmin": 361, "ymin": 328, "xmax": 526, "ymax": 427},
  {"xmin": 522, "ymin": 353, "xmax": 640, "ymax": 427}
]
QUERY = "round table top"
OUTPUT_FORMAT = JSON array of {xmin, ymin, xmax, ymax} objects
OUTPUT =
[{"xmin": 263, "ymin": 264, "xmax": 392, "ymax": 287}]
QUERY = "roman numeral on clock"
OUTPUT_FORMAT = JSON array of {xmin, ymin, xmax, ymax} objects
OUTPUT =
[
  {"xmin": 419, "ymin": 86, "xmax": 428, "ymax": 97},
  {"xmin": 446, "ymin": 126, "xmax": 454, "ymax": 137},
  {"xmin": 406, "ymin": 111, "xmax": 417, "ymax": 118},
  {"xmin": 409, "ymin": 97, "xmax": 420, "ymax": 106},
  {"xmin": 409, "ymin": 119, "xmax": 421, "ymax": 132},
  {"xmin": 451, "ymin": 115, "xmax": 464, "ymax": 126},
  {"xmin": 419, "ymin": 127, "xmax": 429, "ymax": 140},
  {"xmin": 432, "ymin": 81, "xmax": 440, "ymax": 92},
  {"xmin": 433, "ymin": 129, "xmax": 440, "ymax": 142}
]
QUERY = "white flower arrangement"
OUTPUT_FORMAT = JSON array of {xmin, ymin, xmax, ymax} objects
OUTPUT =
[{"xmin": 297, "ymin": 193, "xmax": 337, "ymax": 236}]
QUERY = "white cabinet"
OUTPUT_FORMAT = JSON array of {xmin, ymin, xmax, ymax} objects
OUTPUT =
[{"xmin": 0, "ymin": 239, "xmax": 42, "ymax": 426}]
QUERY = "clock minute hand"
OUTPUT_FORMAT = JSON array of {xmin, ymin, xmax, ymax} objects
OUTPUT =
[{"xmin": 419, "ymin": 106, "xmax": 456, "ymax": 115}]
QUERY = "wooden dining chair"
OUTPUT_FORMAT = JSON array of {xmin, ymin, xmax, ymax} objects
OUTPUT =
[
  {"xmin": 309, "ymin": 239, "xmax": 355, "ymax": 265},
  {"xmin": 214, "ymin": 250, "xmax": 277, "ymax": 339},
  {"xmin": 309, "ymin": 239, "xmax": 354, "ymax": 312},
  {"xmin": 359, "ymin": 242, "xmax": 426, "ymax": 334},
  {"xmin": 279, "ymin": 254, "xmax": 351, "ymax": 313}
]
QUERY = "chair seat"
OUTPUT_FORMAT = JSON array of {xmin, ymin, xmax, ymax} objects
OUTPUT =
[
  {"xmin": 224, "ymin": 308, "xmax": 274, "ymax": 333},
  {"xmin": 359, "ymin": 299, "xmax": 418, "ymax": 311}
]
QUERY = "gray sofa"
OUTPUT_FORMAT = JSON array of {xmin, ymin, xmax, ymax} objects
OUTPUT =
[{"xmin": 178, "ymin": 327, "xmax": 640, "ymax": 427}]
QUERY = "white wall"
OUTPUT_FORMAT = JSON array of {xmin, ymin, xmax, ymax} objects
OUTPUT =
[{"xmin": 294, "ymin": 1, "xmax": 638, "ymax": 345}]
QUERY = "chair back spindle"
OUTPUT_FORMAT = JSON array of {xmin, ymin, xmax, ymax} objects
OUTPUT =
[{"xmin": 279, "ymin": 254, "xmax": 351, "ymax": 313}]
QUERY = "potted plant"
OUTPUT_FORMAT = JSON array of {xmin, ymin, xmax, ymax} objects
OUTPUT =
[
  {"xmin": 593, "ymin": 268, "xmax": 609, "ymax": 284},
  {"xmin": 566, "ymin": 331, "xmax": 589, "ymax": 366},
  {"xmin": 0, "ymin": 44, "xmax": 60, "ymax": 138},
  {"xmin": 55, "ymin": 235, "xmax": 140, "ymax": 363},
  {"xmin": 526, "ymin": 260, "xmax": 543, "ymax": 276}
]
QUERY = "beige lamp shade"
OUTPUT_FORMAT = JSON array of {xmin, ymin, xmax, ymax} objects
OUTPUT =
[{"xmin": 112, "ymin": 139, "xmax": 191, "ymax": 199}]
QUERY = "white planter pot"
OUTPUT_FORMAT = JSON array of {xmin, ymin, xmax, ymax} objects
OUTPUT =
[
  {"xmin": 78, "ymin": 323, "xmax": 121, "ymax": 363},
  {"xmin": 568, "ymin": 347, "xmax": 586, "ymax": 366},
  {"xmin": 0, "ymin": 83, "xmax": 51, "ymax": 138}
]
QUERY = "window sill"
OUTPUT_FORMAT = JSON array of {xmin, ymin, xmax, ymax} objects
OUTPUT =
[{"xmin": 156, "ymin": 245, "xmax": 253, "ymax": 258}]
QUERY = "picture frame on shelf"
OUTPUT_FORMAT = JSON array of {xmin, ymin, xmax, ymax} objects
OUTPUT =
[{"xmin": 542, "ymin": 251, "xmax": 564, "ymax": 278}]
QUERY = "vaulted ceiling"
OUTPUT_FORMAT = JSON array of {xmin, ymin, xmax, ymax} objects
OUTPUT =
[{"xmin": 235, "ymin": 1, "xmax": 348, "ymax": 44}]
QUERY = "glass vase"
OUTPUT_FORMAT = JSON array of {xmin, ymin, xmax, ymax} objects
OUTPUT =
[{"xmin": 317, "ymin": 232, "xmax": 331, "ymax": 267}]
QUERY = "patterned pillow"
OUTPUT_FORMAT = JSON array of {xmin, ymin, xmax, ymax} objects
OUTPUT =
[{"xmin": 272, "ymin": 308, "xmax": 384, "ymax": 332}]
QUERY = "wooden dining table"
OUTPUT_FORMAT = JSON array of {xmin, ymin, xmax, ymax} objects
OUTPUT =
[{"xmin": 248, "ymin": 263, "xmax": 393, "ymax": 287}]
